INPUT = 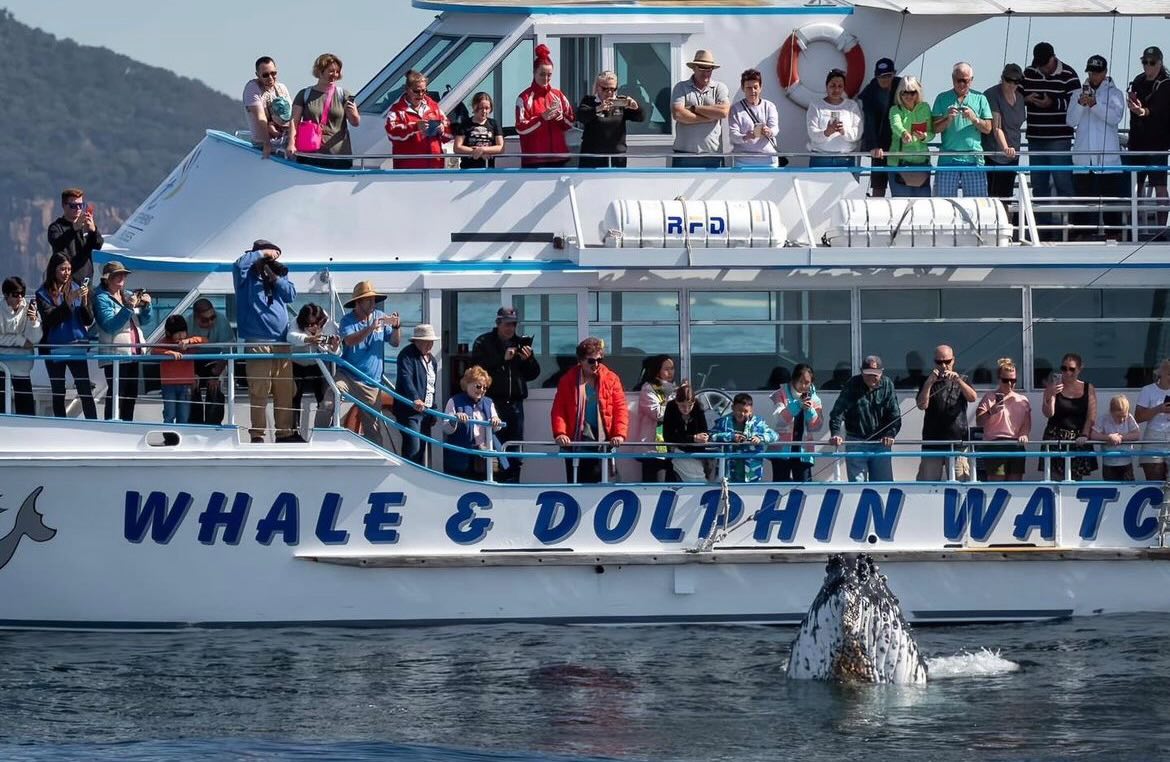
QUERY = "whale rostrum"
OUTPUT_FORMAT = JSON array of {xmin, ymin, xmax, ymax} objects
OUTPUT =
[
  {"xmin": 787, "ymin": 553, "xmax": 928, "ymax": 685},
  {"xmin": 0, "ymin": 487, "xmax": 56, "ymax": 571}
]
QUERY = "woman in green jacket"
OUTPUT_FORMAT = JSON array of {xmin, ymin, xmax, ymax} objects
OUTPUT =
[{"xmin": 888, "ymin": 76, "xmax": 934, "ymax": 197}]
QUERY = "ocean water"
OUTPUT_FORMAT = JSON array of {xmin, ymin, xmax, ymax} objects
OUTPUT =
[{"xmin": 2, "ymin": 615, "xmax": 1169, "ymax": 761}]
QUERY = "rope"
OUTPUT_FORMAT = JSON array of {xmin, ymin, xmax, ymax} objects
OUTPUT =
[{"xmin": 1002, "ymin": 11, "xmax": 1013, "ymax": 68}]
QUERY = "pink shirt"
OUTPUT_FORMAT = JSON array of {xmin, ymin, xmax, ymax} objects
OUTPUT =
[{"xmin": 977, "ymin": 391, "xmax": 1031, "ymax": 440}]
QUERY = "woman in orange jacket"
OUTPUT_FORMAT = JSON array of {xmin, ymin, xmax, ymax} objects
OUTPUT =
[{"xmin": 551, "ymin": 337, "xmax": 628, "ymax": 483}]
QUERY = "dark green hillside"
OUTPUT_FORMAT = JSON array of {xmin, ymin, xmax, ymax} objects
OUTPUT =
[{"xmin": 0, "ymin": 9, "xmax": 240, "ymax": 279}]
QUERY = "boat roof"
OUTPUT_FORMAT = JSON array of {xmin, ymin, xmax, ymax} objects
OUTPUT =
[{"xmin": 414, "ymin": 0, "xmax": 1170, "ymax": 14}]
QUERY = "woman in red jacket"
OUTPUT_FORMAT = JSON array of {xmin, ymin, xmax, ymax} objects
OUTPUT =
[
  {"xmin": 385, "ymin": 70, "xmax": 451, "ymax": 169},
  {"xmin": 551, "ymin": 337, "xmax": 628, "ymax": 483},
  {"xmin": 515, "ymin": 44, "xmax": 574, "ymax": 168}
]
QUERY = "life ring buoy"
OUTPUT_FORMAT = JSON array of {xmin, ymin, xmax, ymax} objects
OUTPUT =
[{"xmin": 776, "ymin": 22, "xmax": 866, "ymax": 109}]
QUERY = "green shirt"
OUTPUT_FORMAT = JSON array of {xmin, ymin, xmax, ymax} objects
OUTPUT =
[
  {"xmin": 932, "ymin": 90, "xmax": 991, "ymax": 166},
  {"xmin": 888, "ymin": 101, "xmax": 934, "ymax": 167}
]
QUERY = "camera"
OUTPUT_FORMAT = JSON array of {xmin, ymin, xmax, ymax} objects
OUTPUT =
[{"xmin": 518, "ymin": 335, "xmax": 534, "ymax": 347}]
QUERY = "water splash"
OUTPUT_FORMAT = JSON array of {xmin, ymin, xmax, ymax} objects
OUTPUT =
[{"xmin": 927, "ymin": 648, "xmax": 1021, "ymax": 678}]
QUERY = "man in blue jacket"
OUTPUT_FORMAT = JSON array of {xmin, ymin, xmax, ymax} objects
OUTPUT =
[
  {"xmin": 233, "ymin": 239, "xmax": 298, "ymax": 443},
  {"xmin": 394, "ymin": 324, "xmax": 439, "ymax": 466}
]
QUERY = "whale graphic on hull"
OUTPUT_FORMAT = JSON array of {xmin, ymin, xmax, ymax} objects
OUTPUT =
[
  {"xmin": 787, "ymin": 554, "xmax": 928, "ymax": 685},
  {"xmin": 0, "ymin": 487, "xmax": 56, "ymax": 571}
]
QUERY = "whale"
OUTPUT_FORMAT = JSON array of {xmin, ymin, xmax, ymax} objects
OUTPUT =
[
  {"xmin": 786, "ymin": 554, "xmax": 928, "ymax": 685},
  {"xmin": 0, "ymin": 487, "xmax": 56, "ymax": 571}
]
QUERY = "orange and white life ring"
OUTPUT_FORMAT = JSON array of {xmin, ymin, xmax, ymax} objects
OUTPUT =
[{"xmin": 776, "ymin": 22, "xmax": 866, "ymax": 109}]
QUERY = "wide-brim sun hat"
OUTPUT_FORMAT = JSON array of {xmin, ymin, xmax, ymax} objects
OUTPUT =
[
  {"xmin": 411, "ymin": 323, "xmax": 438, "ymax": 342},
  {"xmin": 686, "ymin": 50, "xmax": 720, "ymax": 70},
  {"xmin": 100, "ymin": 261, "xmax": 132, "ymax": 279},
  {"xmin": 345, "ymin": 280, "xmax": 387, "ymax": 308}
]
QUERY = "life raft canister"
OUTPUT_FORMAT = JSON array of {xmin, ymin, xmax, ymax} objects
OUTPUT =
[{"xmin": 776, "ymin": 22, "xmax": 866, "ymax": 109}]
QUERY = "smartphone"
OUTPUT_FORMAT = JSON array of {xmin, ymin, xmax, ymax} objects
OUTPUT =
[
  {"xmin": 830, "ymin": 110, "xmax": 840, "ymax": 122},
  {"xmin": 1048, "ymin": 371, "xmax": 1061, "ymax": 386},
  {"xmin": 133, "ymin": 288, "xmax": 145, "ymax": 296},
  {"xmin": 86, "ymin": 203, "xmax": 94, "ymax": 215},
  {"xmin": 518, "ymin": 335, "xmax": 534, "ymax": 347},
  {"xmin": 82, "ymin": 277, "xmax": 90, "ymax": 287},
  {"xmin": 1163, "ymin": 394, "xmax": 1170, "ymax": 406},
  {"xmin": 801, "ymin": 391, "xmax": 811, "ymax": 401},
  {"xmin": 425, "ymin": 119, "xmax": 443, "ymax": 137},
  {"xmin": 995, "ymin": 392, "xmax": 1005, "ymax": 404}
]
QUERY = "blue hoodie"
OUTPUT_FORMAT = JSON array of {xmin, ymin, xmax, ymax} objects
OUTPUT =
[{"xmin": 233, "ymin": 249, "xmax": 296, "ymax": 342}]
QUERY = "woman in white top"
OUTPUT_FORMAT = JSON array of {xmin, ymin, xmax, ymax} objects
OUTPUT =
[
  {"xmin": 729, "ymin": 68, "xmax": 780, "ymax": 167},
  {"xmin": 634, "ymin": 354, "xmax": 676, "ymax": 482},
  {"xmin": 288, "ymin": 302, "xmax": 340, "ymax": 437},
  {"xmin": 0, "ymin": 276, "xmax": 41, "ymax": 415},
  {"xmin": 806, "ymin": 68, "xmax": 863, "ymax": 169},
  {"xmin": 1135, "ymin": 357, "xmax": 1170, "ymax": 480}
]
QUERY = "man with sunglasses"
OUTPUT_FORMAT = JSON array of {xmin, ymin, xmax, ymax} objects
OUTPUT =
[
  {"xmin": 1125, "ymin": 46, "xmax": 1170, "ymax": 234},
  {"xmin": 551, "ymin": 337, "xmax": 628, "ymax": 483},
  {"xmin": 47, "ymin": 187, "xmax": 102, "ymax": 285},
  {"xmin": 385, "ymin": 69, "xmax": 451, "ymax": 170},
  {"xmin": 915, "ymin": 345, "xmax": 977, "ymax": 481},
  {"xmin": 243, "ymin": 56, "xmax": 291, "ymax": 159},
  {"xmin": 186, "ymin": 298, "xmax": 235, "ymax": 426}
]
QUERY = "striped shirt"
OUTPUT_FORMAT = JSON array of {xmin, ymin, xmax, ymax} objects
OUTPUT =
[{"xmin": 1022, "ymin": 61, "xmax": 1081, "ymax": 141}]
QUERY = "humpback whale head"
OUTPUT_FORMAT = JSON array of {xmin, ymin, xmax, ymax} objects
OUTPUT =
[{"xmin": 787, "ymin": 554, "xmax": 927, "ymax": 685}]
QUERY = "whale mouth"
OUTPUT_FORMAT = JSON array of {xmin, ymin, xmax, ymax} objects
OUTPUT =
[{"xmin": 787, "ymin": 554, "xmax": 928, "ymax": 685}]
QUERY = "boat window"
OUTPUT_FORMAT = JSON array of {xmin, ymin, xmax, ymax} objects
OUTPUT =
[
  {"xmin": 689, "ymin": 291, "xmax": 851, "ymax": 391},
  {"xmin": 363, "ymin": 35, "xmax": 501, "ymax": 114},
  {"xmin": 382, "ymin": 292, "xmax": 425, "ymax": 380},
  {"xmin": 613, "ymin": 42, "xmax": 672, "ymax": 136},
  {"xmin": 559, "ymin": 37, "xmax": 602, "ymax": 113},
  {"xmin": 1032, "ymin": 288, "xmax": 1170, "ymax": 388},
  {"xmin": 860, "ymin": 288, "xmax": 1023, "ymax": 390},
  {"xmin": 461, "ymin": 39, "xmax": 534, "ymax": 134},
  {"xmin": 513, "ymin": 293, "xmax": 579, "ymax": 389},
  {"xmin": 589, "ymin": 291, "xmax": 680, "ymax": 388}
]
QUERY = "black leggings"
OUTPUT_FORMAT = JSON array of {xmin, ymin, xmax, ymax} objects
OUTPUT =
[
  {"xmin": 44, "ymin": 357, "xmax": 97, "ymax": 419},
  {"xmin": 0, "ymin": 375, "xmax": 35, "ymax": 415},
  {"xmin": 103, "ymin": 361, "xmax": 140, "ymax": 421}
]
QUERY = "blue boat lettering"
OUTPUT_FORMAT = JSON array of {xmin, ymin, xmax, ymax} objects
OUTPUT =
[
  {"xmin": 649, "ymin": 491, "xmax": 684, "ymax": 543},
  {"xmin": 666, "ymin": 215, "xmax": 726, "ymax": 236},
  {"xmin": 533, "ymin": 491, "xmax": 580, "ymax": 544},
  {"xmin": 198, "ymin": 491, "xmax": 252, "ymax": 546},
  {"xmin": 753, "ymin": 488, "xmax": 803, "ymax": 543},
  {"xmin": 125, "ymin": 490, "xmax": 192, "ymax": 544},
  {"xmin": 594, "ymin": 490, "xmax": 640, "ymax": 544},
  {"xmin": 814, "ymin": 488, "xmax": 843, "ymax": 542},
  {"xmin": 943, "ymin": 487, "xmax": 1011, "ymax": 542},
  {"xmin": 698, "ymin": 489, "xmax": 744, "ymax": 539},
  {"xmin": 1075, "ymin": 487, "xmax": 1121, "ymax": 541},
  {"xmin": 364, "ymin": 492, "xmax": 406, "ymax": 544},
  {"xmin": 850, "ymin": 488, "xmax": 904, "ymax": 542},
  {"xmin": 1123, "ymin": 487, "xmax": 1164, "ymax": 541},
  {"xmin": 256, "ymin": 492, "xmax": 299, "ymax": 546},
  {"xmin": 315, "ymin": 492, "xmax": 348, "ymax": 545},
  {"xmin": 445, "ymin": 492, "xmax": 493, "ymax": 545},
  {"xmin": 1012, "ymin": 488, "xmax": 1055, "ymax": 542}
]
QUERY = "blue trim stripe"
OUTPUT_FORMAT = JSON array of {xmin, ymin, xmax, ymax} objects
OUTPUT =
[{"xmin": 411, "ymin": 0, "xmax": 852, "ymax": 16}]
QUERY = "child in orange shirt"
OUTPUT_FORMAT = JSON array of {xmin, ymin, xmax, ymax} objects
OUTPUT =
[{"xmin": 152, "ymin": 315, "xmax": 206, "ymax": 423}]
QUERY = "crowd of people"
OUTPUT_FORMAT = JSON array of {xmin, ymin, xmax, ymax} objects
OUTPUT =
[{"xmin": 241, "ymin": 42, "xmax": 1169, "ymax": 225}]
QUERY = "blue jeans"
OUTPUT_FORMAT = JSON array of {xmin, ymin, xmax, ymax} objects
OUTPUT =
[
  {"xmin": 1028, "ymin": 138, "xmax": 1074, "ymax": 235},
  {"xmin": 890, "ymin": 172, "xmax": 933, "ymax": 197},
  {"xmin": 672, "ymin": 154, "xmax": 724, "ymax": 169},
  {"xmin": 845, "ymin": 441, "xmax": 894, "ymax": 482},
  {"xmin": 162, "ymin": 385, "xmax": 191, "ymax": 424},
  {"xmin": 808, "ymin": 155, "xmax": 858, "ymax": 169}
]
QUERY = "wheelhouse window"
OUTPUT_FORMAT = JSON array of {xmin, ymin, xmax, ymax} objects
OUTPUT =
[
  {"xmin": 1032, "ymin": 288, "xmax": 1170, "ymax": 388},
  {"xmin": 513, "ymin": 293, "xmax": 579, "ymax": 389},
  {"xmin": 461, "ymin": 39, "xmax": 534, "ymax": 135},
  {"xmin": 860, "ymin": 288, "xmax": 1023, "ymax": 390},
  {"xmin": 689, "ymin": 290, "xmax": 850, "ymax": 391},
  {"xmin": 362, "ymin": 35, "xmax": 499, "ymax": 114},
  {"xmin": 613, "ymin": 41, "xmax": 672, "ymax": 135},
  {"xmin": 589, "ymin": 291, "xmax": 680, "ymax": 388},
  {"xmin": 559, "ymin": 37, "xmax": 602, "ymax": 113}
]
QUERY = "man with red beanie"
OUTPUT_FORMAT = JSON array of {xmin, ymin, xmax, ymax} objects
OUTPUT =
[
  {"xmin": 516, "ymin": 44, "xmax": 575, "ymax": 168},
  {"xmin": 385, "ymin": 69, "xmax": 451, "ymax": 169}
]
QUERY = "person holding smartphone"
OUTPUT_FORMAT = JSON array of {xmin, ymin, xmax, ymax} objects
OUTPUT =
[
  {"xmin": 94, "ymin": 261, "xmax": 153, "ymax": 421},
  {"xmin": 577, "ymin": 70, "xmax": 645, "ymax": 168},
  {"xmin": 47, "ymin": 187, "xmax": 103, "ymax": 285},
  {"xmin": 769, "ymin": 363, "xmax": 823, "ymax": 483},
  {"xmin": 1135, "ymin": 357, "xmax": 1170, "ymax": 481},
  {"xmin": 806, "ymin": 69, "xmax": 863, "ymax": 170},
  {"xmin": 916, "ymin": 345, "xmax": 978, "ymax": 481},
  {"xmin": 472, "ymin": 306, "xmax": 541, "ymax": 482},
  {"xmin": 0, "ymin": 276, "xmax": 42, "ymax": 415},
  {"xmin": 975, "ymin": 358, "xmax": 1031, "ymax": 482},
  {"xmin": 385, "ymin": 69, "xmax": 451, "ymax": 170}
]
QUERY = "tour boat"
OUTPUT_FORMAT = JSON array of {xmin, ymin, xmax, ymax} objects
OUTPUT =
[{"xmin": 3, "ymin": 0, "xmax": 1170, "ymax": 629}]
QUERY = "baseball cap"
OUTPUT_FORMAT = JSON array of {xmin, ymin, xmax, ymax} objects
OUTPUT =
[
  {"xmin": 496, "ymin": 306, "xmax": 519, "ymax": 323},
  {"xmin": 251, "ymin": 239, "xmax": 281, "ymax": 254},
  {"xmin": 874, "ymin": 58, "xmax": 895, "ymax": 77},
  {"xmin": 861, "ymin": 355, "xmax": 884, "ymax": 376},
  {"xmin": 1031, "ymin": 42, "xmax": 1056, "ymax": 68},
  {"xmin": 1085, "ymin": 55, "xmax": 1107, "ymax": 73},
  {"xmin": 1001, "ymin": 63, "xmax": 1023, "ymax": 83},
  {"xmin": 1143, "ymin": 46, "xmax": 1163, "ymax": 62}
]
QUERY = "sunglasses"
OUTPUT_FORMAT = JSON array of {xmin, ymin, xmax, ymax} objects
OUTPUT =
[
  {"xmin": 260, "ymin": 71, "xmax": 278, "ymax": 78},
  {"xmin": 934, "ymin": 358, "xmax": 954, "ymax": 365},
  {"xmin": 1143, "ymin": 59, "xmax": 1160, "ymax": 66},
  {"xmin": 196, "ymin": 313, "xmax": 216, "ymax": 323},
  {"xmin": 902, "ymin": 91, "xmax": 919, "ymax": 97},
  {"xmin": 1000, "ymin": 377, "xmax": 1017, "ymax": 384},
  {"xmin": 585, "ymin": 357, "xmax": 604, "ymax": 366},
  {"xmin": 599, "ymin": 86, "xmax": 617, "ymax": 92},
  {"xmin": 953, "ymin": 77, "xmax": 972, "ymax": 83},
  {"xmin": 66, "ymin": 202, "xmax": 85, "ymax": 209},
  {"xmin": 694, "ymin": 65, "xmax": 714, "ymax": 72},
  {"xmin": 410, "ymin": 87, "xmax": 427, "ymax": 95},
  {"xmin": 471, "ymin": 383, "xmax": 486, "ymax": 390},
  {"xmin": 1060, "ymin": 365, "xmax": 1078, "ymax": 372}
]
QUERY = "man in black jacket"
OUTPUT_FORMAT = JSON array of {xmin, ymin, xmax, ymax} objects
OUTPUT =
[
  {"xmin": 46, "ymin": 187, "xmax": 103, "ymax": 284},
  {"xmin": 471, "ymin": 306, "xmax": 540, "ymax": 482},
  {"xmin": 1126, "ymin": 46, "xmax": 1170, "ymax": 234},
  {"xmin": 858, "ymin": 58, "xmax": 900, "ymax": 198}
]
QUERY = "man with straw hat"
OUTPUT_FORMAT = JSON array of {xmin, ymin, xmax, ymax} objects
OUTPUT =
[
  {"xmin": 671, "ymin": 49, "xmax": 730, "ymax": 168},
  {"xmin": 315, "ymin": 280, "xmax": 400, "ymax": 445}
]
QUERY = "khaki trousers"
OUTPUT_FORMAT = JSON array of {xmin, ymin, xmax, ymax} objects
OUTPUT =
[
  {"xmin": 246, "ymin": 344, "xmax": 295, "ymax": 440},
  {"xmin": 316, "ymin": 370, "xmax": 384, "ymax": 446}
]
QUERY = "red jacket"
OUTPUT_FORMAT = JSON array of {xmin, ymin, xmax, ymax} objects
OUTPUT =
[
  {"xmin": 515, "ymin": 82, "xmax": 574, "ymax": 165},
  {"xmin": 385, "ymin": 93, "xmax": 451, "ymax": 169},
  {"xmin": 551, "ymin": 364, "xmax": 628, "ymax": 440}
]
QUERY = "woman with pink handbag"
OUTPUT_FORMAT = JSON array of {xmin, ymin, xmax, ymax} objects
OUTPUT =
[{"xmin": 287, "ymin": 53, "xmax": 361, "ymax": 169}]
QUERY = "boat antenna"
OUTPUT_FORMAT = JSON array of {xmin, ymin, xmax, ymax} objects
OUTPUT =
[
  {"xmin": 892, "ymin": 8, "xmax": 909, "ymax": 68},
  {"xmin": 1002, "ymin": 10, "xmax": 1014, "ymax": 68},
  {"xmin": 1123, "ymin": 16, "xmax": 1135, "ymax": 93}
]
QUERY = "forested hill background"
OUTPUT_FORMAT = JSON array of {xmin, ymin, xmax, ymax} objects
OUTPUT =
[{"xmin": 0, "ymin": 9, "xmax": 240, "ymax": 282}]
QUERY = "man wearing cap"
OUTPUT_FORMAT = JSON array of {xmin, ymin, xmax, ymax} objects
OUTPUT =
[
  {"xmin": 243, "ymin": 56, "xmax": 291, "ymax": 159},
  {"xmin": 316, "ymin": 280, "xmax": 401, "ymax": 445},
  {"xmin": 859, "ymin": 57, "xmax": 901, "ymax": 197},
  {"xmin": 828, "ymin": 355, "xmax": 901, "ymax": 482},
  {"xmin": 1125, "ymin": 46, "xmax": 1170, "ymax": 234},
  {"xmin": 671, "ymin": 50, "xmax": 731, "ymax": 168},
  {"xmin": 233, "ymin": 239, "xmax": 298, "ymax": 443},
  {"xmin": 1067, "ymin": 55, "xmax": 1126, "ymax": 240},
  {"xmin": 471, "ymin": 306, "xmax": 540, "ymax": 482},
  {"xmin": 394, "ymin": 324, "xmax": 439, "ymax": 466},
  {"xmin": 1023, "ymin": 42, "xmax": 1081, "ymax": 236},
  {"xmin": 931, "ymin": 62, "xmax": 993, "ymax": 197},
  {"xmin": 983, "ymin": 63, "xmax": 1027, "ymax": 201}
]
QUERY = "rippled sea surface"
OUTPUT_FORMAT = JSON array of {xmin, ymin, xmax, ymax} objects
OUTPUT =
[{"xmin": 3, "ymin": 615, "xmax": 1170, "ymax": 761}]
